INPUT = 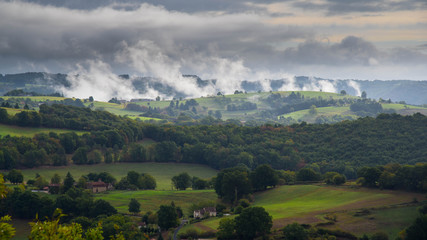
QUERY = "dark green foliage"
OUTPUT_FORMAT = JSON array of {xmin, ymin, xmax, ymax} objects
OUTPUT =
[
  {"xmin": 215, "ymin": 168, "xmax": 252, "ymax": 203},
  {"xmin": 6, "ymin": 169, "xmax": 23, "ymax": 184},
  {"xmin": 217, "ymin": 218, "xmax": 236, "ymax": 240},
  {"xmin": 370, "ymin": 232, "xmax": 389, "ymax": 240},
  {"xmin": 282, "ymin": 223, "xmax": 308, "ymax": 240},
  {"xmin": 297, "ymin": 168, "xmax": 320, "ymax": 182},
  {"xmin": 404, "ymin": 214, "xmax": 427, "ymax": 240},
  {"xmin": 172, "ymin": 172, "xmax": 192, "ymax": 190},
  {"xmin": 358, "ymin": 167, "xmax": 382, "ymax": 187},
  {"xmin": 72, "ymin": 147, "xmax": 88, "ymax": 164},
  {"xmin": 138, "ymin": 173, "xmax": 156, "ymax": 189},
  {"xmin": 192, "ymin": 176, "xmax": 210, "ymax": 190},
  {"xmin": 157, "ymin": 205, "xmax": 178, "ymax": 230},
  {"xmin": 127, "ymin": 171, "xmax": 140, "ymax": 186},
  {"xmin": 89, "ymin": 199, "xmax": 118, "ymax": 217},
  {"xmin": 234, "ymin": 206, "xmax": 272, "ymax": 240},
  {"xmin": 350, "ymin": 100, "xmax": 383, "ymax": 115},
  {"xmin": 63, "ymin": 172, "xmax": 75, "ymax": 193},
  {"xmin": 155, "ymin": 141, "xmax": 180, "ymax": 162},
  {"xmin": 128, "ymin": 198, "xmax": 141, "ymax": 214},
  {"xmin": 323, "ymin": 172, "xmax": 346, "ymax": 185},
  {"xmin": 250, "ymin": 164, "xmax": 278, "ymax": 191}
]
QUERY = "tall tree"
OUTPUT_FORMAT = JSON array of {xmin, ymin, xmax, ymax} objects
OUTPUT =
[
  {"xmin": 6, "ymin": 169, "xmax": 23, "ymax": 184},
  {"xmin": 128, "ymin": 198, "xmax": 141, "ymax": 214},
  {"xmin": 234, "ymin": 207, "xmax": 272, "ymax": 240},
  {"xmin": 157, "ymin": 205, "xmax": 178, "ymax": 230},
  {"xmin": 63, "ymin": 172, "xmax": 75, "ymax": 193},
  {"xmin": 171, "ymin": 172, "xmax": 191, "ymax": 190},
  {"xmin": 250, "ymin": 164, "xmax": 278, "ymax": 191},
  {"xmin": 51, "ymin": 173, "xmax": 61, "ymax": 184}
]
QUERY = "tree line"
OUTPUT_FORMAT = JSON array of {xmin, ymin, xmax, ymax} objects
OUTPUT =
[{"xmin": 0, "ymin": 105, "xmax": 426, "ymax": 176}]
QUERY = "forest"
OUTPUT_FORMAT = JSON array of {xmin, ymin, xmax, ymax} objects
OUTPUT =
[{"xmin": 0, "ymin": 104, "xmax": 426, "ymax": 177}]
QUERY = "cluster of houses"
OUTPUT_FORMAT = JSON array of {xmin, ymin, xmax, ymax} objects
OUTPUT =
[{"xmin": 193, "ymin": 207, "xmax": 217, "ymax": 219}]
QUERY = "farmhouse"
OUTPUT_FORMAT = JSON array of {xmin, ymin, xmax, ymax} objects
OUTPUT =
[
  {"xmin": 86, "ymin": 180, "xmax": 113, "ymax": 193},
  {"xmin": 193, "ymin": 207, "xmax": 217, "ymax": 219}
]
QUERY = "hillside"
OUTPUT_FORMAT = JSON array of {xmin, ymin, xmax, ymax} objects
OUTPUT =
[
  {"xmin": 1, "ymin": 72, "xmax": 427, "ymax": 105},
  {"xmin": 3, "ymin": 90, "xmax": 426, "ymax": 126}
]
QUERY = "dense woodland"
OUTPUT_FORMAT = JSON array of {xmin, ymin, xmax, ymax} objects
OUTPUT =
[{"xmin": 0, "ymin": 105, "xmax": 426, "ymax": 177}]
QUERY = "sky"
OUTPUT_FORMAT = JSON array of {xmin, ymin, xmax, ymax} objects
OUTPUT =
[{"xmin": 1, "ymin": 0, "xmax": 426, "ymax": 82}]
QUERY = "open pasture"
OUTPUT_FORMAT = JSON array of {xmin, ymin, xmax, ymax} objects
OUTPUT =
[
  {"xmin": 95, "ymin": 189, "xmax": 216, "ymax": 214},
  {"xmin": 0, "ymin": 123, "xmax": 86, "ymax": 137},
  {"xmin": 191, "ymin": 184, "xmax": 425, "ymax": 238},
  {"xmin": 15, "ymin": 162, "xmax": 218, "ymax": 190}
]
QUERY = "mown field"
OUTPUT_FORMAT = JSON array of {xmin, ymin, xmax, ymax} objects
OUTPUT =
[
  {"xmin": 188, "ymin": 184, "xmax": 425, "ymax": 239},
  {"xmin": 95, "ymin": 189, "xmax": 217, "ymax": 214},
  {"xmin": 14, "ymin": 162, "xmax": 218, "ymax": 190},
  {"xmin": 279, "ymin": 103, "xmax": 427, "ymax": 122},
  {"xmin": 0, "ymin": 123, "xmax": 87, "ymax": 137}
]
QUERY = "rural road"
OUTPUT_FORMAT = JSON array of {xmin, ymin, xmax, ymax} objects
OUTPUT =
[{"xmin": 173, "ymin": 219, "xmax": 188, "ymax": 240}]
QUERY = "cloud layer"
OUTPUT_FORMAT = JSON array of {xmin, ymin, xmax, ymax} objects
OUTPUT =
[{"xmin": 0, "ymin": 0, "xmax": 426, "ymax": 87}]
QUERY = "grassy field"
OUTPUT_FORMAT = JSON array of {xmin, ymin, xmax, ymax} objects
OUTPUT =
[
  {"xmin": 95, "ymin": 189, "xmax": 217, "ymax": 214},
  {"xmin": 88, "ymin": 101, "xmax": 161, "ymax": 121},
  {"xmin": 0, "ymin": 123, "xmax": 87, "ymax": 137},
  {"xmin": 2, "ymin": 96, "xmax": 67, "ymax": 101},
  {"xmin": 4, "ymin": 108, "xmax": 25, "ymax": 115},
  {"xmin": 13, "ymin": 162, "xmax": 218, "ymax": 190},
  {"xmin": 279, "ymin": 102, "xmax": 427, "ymax": 122},
  {"xmin": 190, "ymin": 184, "xmax": 425, "ymax": 238},
  {"xmin": 279, "ymin": 106, "xmax": 356, "ymax": 121}
]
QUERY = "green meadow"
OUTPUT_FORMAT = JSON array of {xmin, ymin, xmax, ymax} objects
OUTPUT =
[
  {"xmin": 95, "ymin": 189, "xmax": 217, "ymax": 214},
  {"xmin": 252, "ymin": 185, "xmax": 387, "ymax": 219},
  {"xmin": 14, "ymin": 162, "xmax": 218, "ymax": 190},
  {"xmin": 0, "ymin": 123, "xmax": 87, "ymax": 137},
  {"xmin": 191, "ymin": 184, "xmax": 423, "ymax": 236}
]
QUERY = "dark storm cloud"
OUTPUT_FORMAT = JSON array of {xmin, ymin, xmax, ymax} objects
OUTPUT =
[
  {"xmin": 281, "ymin": 36, "xmax": 381, "ymax": 66},
  {"xmin": 21, "ymin": 0, "xmax": 285, "ymax": 13},
  {"xmin": 0, "ymin": 1, "xmax": 426, "ymax": 80},
  {"xmin": 280, "ymin": 36, "xmax": 427, "ymax": 67},
  {"xmin": 0, "ymin": 1, "xmax": 310, "ymax": 72},
  {"xmin": 293, "ymin": 0, "xmax": 427, "ymax": 15}
]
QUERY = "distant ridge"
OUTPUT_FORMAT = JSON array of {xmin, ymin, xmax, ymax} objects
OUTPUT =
[{"xmin": 1, "ymin": 72, "xmax": 426, "ymax": 105}]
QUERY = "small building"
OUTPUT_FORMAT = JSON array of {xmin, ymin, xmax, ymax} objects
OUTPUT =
[
  {"xmin": 193, "ymin": 207, "xmax": 217, "ymax": 219},
  {"xmin": 86, "ymin": 180, "xmax": 113, "ymax": 193}
]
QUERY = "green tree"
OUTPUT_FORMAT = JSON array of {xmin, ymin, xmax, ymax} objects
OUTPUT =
[
  {"xmin": 361, "ymin": 91, "xmax": 367, "ymax": 99},
  {"xmin": 138, "ymin": 174, "xmax": 156, "ymax": 190},
  {"xmin": 404, "ymin": 214, "xmax": 427, "ymax": 240},
  {"xmin": 358, "ymin": 167, "xmax": 381, "ymax": 187},
  {"xmin": 250, "ymin": 164, "xmax": 278, "ymax": 191},
  {"xmin": 157, "ymin": 205, "xmax": 178, "ymax": 230},
  {"xmin": 234, "ymin": 207, "xmax": 272, "ymax": 240},
  {"xmin": 309, "ymin": 105, "xmax": 318, "ymax": 115},
  {"xmin": 63, "ymin": 172, "xmax": 75, "ymax": 193},
  {"xmin": 127, "ymin": 171, "xmax": 140, "ymax": 186},
  {"xmin": 282, "ymin": 222, "xmax": 308, "ymax": 240},
  {"xmin": 171, "ymin": 172, "xmax": 191, "ymax": 190},
  {"xmin": 128, "ymin": 198, "xmax": 141, "ymax": 214},
  {"xmin": 72, "ymin": 147, "xmax": 88, "ymax": 164},
  {"xmin": 0, "ymin": 215, "xmax": 15, "ymax": 240},
  {"xmin": 6, "ymin": 169, "xmax": 23, "ymax": 184},
  {"xmin": 296, "ymin": 168, "xmax": 319, "ymax": 182},
  {"xmin": 51, "ymin": 173, "xmax": 61, "ymax": 184},
  {"xmin": 217, "ymin": 218, "xmax": 236, "ymax": 240},
  {"xmin": 215, "ymin": 168, "xmax": 252, "ymax": 204},
  {"xmin": 89, "ymin": 199, "xmax": 118, "ymax": 218}
]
